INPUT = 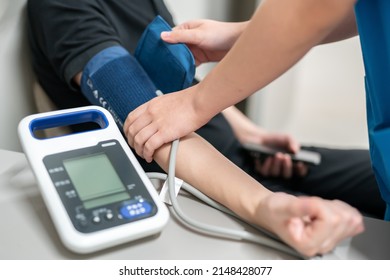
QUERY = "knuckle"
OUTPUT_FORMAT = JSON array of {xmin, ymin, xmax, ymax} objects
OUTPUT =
[
  {"xmin": 144, "ymin": 141, "xmax": 155, "ymax": 155},
  {"xmin": 329, "ymin": 214, "xmax": 342, "ymax": 226},
  {"xmin": 350, "ymin": 213, "xmax": 363, "ymax": 229},
  {"xmin": 134, "ymin": 134, "xmax": 144, "ymax": 148},
  {"xmin": 127, "ymin": 125, "xmax": 136, "ymax": 138}
]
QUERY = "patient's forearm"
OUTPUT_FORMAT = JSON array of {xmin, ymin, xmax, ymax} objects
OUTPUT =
[
  {"xmin": 151, "ymin": 133, "xmax": 273, "ymax": 231},
  {"xmin": 74, "ymin": 72, "xmax": 273, "ymax": 229}
]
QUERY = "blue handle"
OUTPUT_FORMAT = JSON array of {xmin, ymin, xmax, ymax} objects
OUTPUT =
[{"xmin": 29, "ymin": 108, "xmax": 109, "ymax": 138}]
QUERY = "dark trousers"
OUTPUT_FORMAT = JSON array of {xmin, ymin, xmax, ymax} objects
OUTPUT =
[{"xmin": 249, "ymin": 147, "xmax": 385, "ymax": 219}]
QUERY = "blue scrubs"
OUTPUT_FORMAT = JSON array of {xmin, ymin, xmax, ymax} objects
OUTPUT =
[{"xmin": 355, "ymin": 0, "xmax": 390, "ymax": 219}]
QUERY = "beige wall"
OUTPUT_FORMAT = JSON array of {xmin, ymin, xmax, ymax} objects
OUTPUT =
[
  {"xmin": 0, "ymin": 0, "xmax": 36, "ymax": 152},
  {"xmin": 248, "ymin": 37, "xmax": 368, "ymax": 149}
]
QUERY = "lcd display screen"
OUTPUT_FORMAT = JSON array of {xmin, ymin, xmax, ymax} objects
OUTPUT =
[{"xmin": 63, "ymin": 153, "xmax": 130, "ymax": 209}]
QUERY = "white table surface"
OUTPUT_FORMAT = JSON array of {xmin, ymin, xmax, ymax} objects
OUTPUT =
[{"xmin": 1, "ymin": 149, "xmax": 389, "ymax": 260}]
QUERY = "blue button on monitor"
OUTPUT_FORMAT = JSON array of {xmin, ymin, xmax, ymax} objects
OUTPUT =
[{"xmin": 120, "ymin": 201, "xmax": 152, "ymax": 220}]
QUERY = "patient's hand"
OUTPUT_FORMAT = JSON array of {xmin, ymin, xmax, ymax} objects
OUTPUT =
[
  {"xmin": 254, "ymin": 155, "xmax": 308, "ymax": 179},
  {"xmin": 251, "ymin": 132, "xmax": 308, "ymax": 179},
  {"xmin": 222, "ymin": 106, "xmax": 308, "ymax": 179},
  {"xmin": 256, "ymin": 192, "xmax": 364, "ymax": 257}
]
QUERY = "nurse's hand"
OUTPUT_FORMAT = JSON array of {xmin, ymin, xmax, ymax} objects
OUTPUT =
[
  {"xmin": 161, "ymin": 19, "xmax": 248, "ymax": 65},
  {"xmin": 124, "ymin": 86, "xmax": 210, "ymax": 162}
]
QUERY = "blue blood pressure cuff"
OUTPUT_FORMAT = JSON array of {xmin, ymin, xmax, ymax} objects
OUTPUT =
[
  {"xmin": 80, "ymin": 16, "xmax": 195, "ymax": 129},
  {"xmin": 134, "ymin": 15, "xmax": 196, "ymax": 93},
  {"xmin": 80, "ymin": 46, "xmax": 158, "ymax": 128}
]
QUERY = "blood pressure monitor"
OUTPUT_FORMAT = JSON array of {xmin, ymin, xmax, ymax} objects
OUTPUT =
[{"xmin": 18, "ymin": 106, "xmax": 169, "ymax": 254}]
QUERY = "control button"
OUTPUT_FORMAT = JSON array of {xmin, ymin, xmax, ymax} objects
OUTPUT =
[
  {"xmin": 119, "ymin": 201, "xmax": 153, "ymax": 220},
  {"xmin": 105, "ymin": 212, "xmax": 114, "ymax": 220},
  {"xmin": 92, "ymin": 216, "xmax": 101, "ymax": 224}
]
